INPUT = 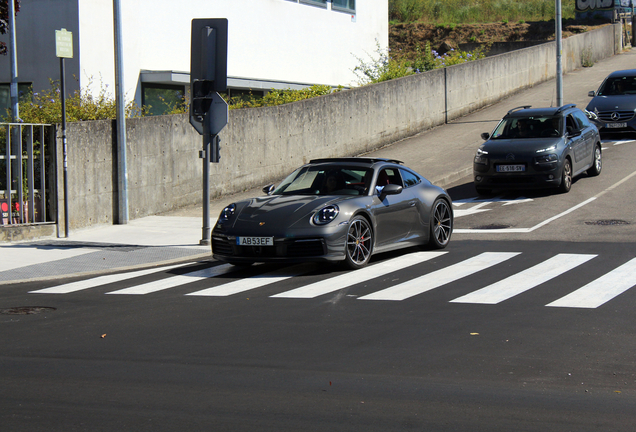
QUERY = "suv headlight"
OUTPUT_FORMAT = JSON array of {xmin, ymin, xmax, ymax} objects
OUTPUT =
[
  {"xmin": 218, "ymin": 203, "xmax": 236, "ymax": 222},
  {"xmin": 534, "ymin": 154, "xmax": 558, "ymax": 164},
  {"xmin": 313, "ymin": 205, "xmax": 339, "ymax": 225},
  {"xmin": 474, "ymin": 148, "xmax": 489, "ymax": 165}
]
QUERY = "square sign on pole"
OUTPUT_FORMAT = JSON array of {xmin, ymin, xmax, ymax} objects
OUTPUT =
[{"xmin": 55, "ymin": 29, "xmax": 73, "ymax": 58}]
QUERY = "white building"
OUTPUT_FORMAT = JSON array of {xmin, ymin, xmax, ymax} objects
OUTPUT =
[{"xmin": 0, "ymin": 0, "xmax": 388, "ymax": 116}]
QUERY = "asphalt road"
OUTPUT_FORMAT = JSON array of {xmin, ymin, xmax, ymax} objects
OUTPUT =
[
  {"xmin": 2, "ymin": 130, "xmax": 636, "ymax": 430},
  {"xmin": 3, "ymin": 64, "xmax": 636, "ymax": 431}
]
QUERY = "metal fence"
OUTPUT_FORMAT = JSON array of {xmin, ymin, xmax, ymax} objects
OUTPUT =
[{"xmin": 1, "ymin": 123, "xmax": 56, "ymax": 226}]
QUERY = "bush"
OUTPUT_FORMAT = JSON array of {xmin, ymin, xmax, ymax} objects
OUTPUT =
[
  {"xmin": 353, "ymin": 39, "xmax": 486, "ymax": 85},
  {"xmin": 7, "ymin": 77, "xmax": 142, "ymax": 124}
]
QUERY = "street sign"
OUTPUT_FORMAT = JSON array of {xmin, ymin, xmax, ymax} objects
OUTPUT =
[
  {"xmin": 55, "ymin": 29, "xmax": 73, "ymax": 58},
  {"xmin": 191, "ymin": 92, "xmax": 228, "ymax": 135}
]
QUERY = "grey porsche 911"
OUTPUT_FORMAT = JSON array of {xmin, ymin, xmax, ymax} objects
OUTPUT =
[{"xmin": 211, "ymin": 158, "xmax": 453, "ymax": 269}]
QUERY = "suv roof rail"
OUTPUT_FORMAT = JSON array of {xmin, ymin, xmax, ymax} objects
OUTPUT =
[
  {"xmin": 556, "ymin": 103, "xmax": 576, "ymax": 113},
  {"xmin": 309, "ymin": 157, "xmax": 404, "ymax": 165},
  {"xmin": 507, "ymin": 105, "xmax": 532, "ymax": 114}
]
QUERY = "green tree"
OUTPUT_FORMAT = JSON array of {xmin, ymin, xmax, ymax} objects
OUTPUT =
[{"xmin": 0, "ymin": 0, "xmax": 20, "ymax": 56}]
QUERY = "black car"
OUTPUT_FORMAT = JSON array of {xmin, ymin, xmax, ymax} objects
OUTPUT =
[
  {"xmin": 212, "ymin": 158, "xmax": 453, "ymax": 269},
  {"xmin": 473, "ymin": 104, "xmax": 602, "ymax": 194},
  {"xmin": 586, "ymin": 68, "xmax": 636, "ymax": 135}
]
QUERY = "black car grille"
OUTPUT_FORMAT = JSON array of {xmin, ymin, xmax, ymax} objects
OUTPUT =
[
  {"xmin": 287, "ymin": 239, "xmax": 326, "ymax": 257},
  {"xmin": 212, "ymin": 236, "xmax": 326, "ymax": 258},
  {"xmin": 597, "ymin": 110, "xmax": 635, "ymax": 122}
]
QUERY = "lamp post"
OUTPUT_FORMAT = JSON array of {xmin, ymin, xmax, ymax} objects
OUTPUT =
[{"xmin": 556, "ymin": 0, "xmax": 563, "ymax": 107}]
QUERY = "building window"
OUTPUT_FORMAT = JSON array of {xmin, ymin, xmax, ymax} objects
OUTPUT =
[
  {"xmin": 0, "ymin": 83, "xmax": 32, "ymax": 121},
  {"xmin": 300, "ymin": 0, "xmax": 328, "ymax": 8},
  {"xmin": 142, "ymin": 83, "xmax": 186, "ymax": 116},
  {"xmin": 332, "ymin": 0, "xmax": 355, "ymax": 12}
]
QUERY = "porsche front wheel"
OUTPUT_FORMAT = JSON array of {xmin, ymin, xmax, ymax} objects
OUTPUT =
[
  {"xmin": 429, "ymin": 199, "xmax": 452, "ymax": 249},
  {"xmin": 345, "ymin": 216, "xmax": 373, "ymax": 269}
]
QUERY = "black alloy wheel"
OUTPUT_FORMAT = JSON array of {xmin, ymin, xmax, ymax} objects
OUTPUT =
[
  {"xmin": 345, "ymin": 215, "xmax": 373, "ymax": 269},
  {"xmin": 429, "ymin": 198, "xmax": 452, "ymax": 249}
]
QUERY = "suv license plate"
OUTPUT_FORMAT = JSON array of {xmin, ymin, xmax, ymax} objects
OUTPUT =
[
  {"xmin": 497, "ymin": 164, "xmax": 525, "ymax": 173},
  {"xmin": 606, "ymin": 122, "xmax": 627, "ymax": 128},
  {"xmin": 237, "ymin": 236, "xmax": 274, "ymax": 246}
]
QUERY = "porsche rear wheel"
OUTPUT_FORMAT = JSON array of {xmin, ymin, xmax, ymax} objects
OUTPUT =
[
  {"xmin": 429, "ymin": 198, "xmax": 452, "ymax": 249},
  {"xmin": 345, "ymin": 216, "xmax": 373, "ymax": 269}
]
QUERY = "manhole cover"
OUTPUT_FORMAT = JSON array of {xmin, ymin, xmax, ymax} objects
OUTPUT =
[
  {"xmin": 584, "ymin": 220, "xmax": 630, "ymax": 226},
  {"xmin": 470, "ymin": 224, "xmax": 511, "ymax": 230},
  {"xmin": 0, "ymin": 306, "xmax": 57, "ymax": 315}
]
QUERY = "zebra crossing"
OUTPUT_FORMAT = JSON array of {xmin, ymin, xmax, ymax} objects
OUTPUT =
[{"xmin": 28, "ymin": 250, "xmax": 636, "ymax": 309}]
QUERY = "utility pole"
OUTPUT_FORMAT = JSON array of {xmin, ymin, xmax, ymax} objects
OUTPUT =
[
  {"xmin": 8, "ymin": 0, "xmax": 18, "ymax": 121},
  {"xmin": 113, "ymin": 0, "xmax": 128, "ymax": 224},
  {"xmin": 556, "ymin": 0, "xmax": 563, "ymax": 107}
]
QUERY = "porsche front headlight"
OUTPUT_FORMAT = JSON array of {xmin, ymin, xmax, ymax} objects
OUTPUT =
[
  {"xmin": 313, "ymin": 205, "xmax": 339, "ymax": 225},
  {"xmin": 219, "ymin": 203, "xmax": 236, "ymax": 222}
]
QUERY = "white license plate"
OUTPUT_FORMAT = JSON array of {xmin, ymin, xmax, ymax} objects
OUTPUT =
[
  {"xmin": 236, "ymin": 236, "xmax": 274, "ymax": 246},
  {"xmin": 606, "ymin": 122, "xmax": 627, "ymax": 128},
  {"xmin": 496, "ymin": 164, "xmax": 525, "ymax": 173}
]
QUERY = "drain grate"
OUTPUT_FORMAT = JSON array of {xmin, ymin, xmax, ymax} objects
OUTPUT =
[
  {"xmin": 0, "ymin": 306, "xmax": 57, "ymax": 315},
  {"xmin": 585, "ymin": 219, "xmax": 630, "ymax": 226}
]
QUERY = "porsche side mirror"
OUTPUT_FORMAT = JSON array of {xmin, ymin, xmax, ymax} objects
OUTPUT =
[
  {"xmin": 380, "ymin": 184, "xmax": 403, "ymax": 198},
  {"xmin": 481, "ymin": 132, "xmax": 490, "ymax": 140},
  {"xmin": 263, "ymin": 184, "xmax": 275, "ymax": 195}
]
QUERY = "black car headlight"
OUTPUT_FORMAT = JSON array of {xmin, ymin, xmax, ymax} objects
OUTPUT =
[
  {"xmin": 534, "ymin": 154, "xmax": 558, "ymax": 164},
  {"xmin": 313, "ymin": 205, "xmax": 339, "ymax": 225},
  {"xmin": 474, "ymin": 148, "xmax": 489, "ymax": 165},
  {"xmin": 218, "ymin": 203, "xmax": 236, "ymax": 222}
]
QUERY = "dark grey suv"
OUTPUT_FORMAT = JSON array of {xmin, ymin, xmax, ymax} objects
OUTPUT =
[
  {"xmin": 473, "ymin": 104, "xmax": 602, "ymax": 194},
  {"xmin": 586, "ymin": 69, "xmax": 636, "ymax": 135}
]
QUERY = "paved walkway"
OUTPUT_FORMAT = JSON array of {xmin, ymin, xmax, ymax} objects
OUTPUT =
[{"xmin": 2, "ymin": 48, "xmax": 634, "ymax": 285}]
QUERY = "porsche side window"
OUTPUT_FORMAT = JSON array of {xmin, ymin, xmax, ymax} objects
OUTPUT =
[{"xmin": 400, "ymin": 169, "xmax": 420, "ymax": 188}]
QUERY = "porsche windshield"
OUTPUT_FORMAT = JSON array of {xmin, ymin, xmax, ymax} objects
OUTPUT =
[
  {"xmin": 491, "ymin": 116, "xmax": 562, "ymax": 139},
  {"xmin": 273, "ymin": 166, "xmax": 371, "ymax": 196}
]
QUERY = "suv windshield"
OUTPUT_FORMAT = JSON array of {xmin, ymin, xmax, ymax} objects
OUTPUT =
[
  {"xmin": 273, "ymin": 166, "xmax": 371, "ymax": 196},
  {"xmin": 491, "ymin": 116, "xmax": 562, "ymax": 139}
]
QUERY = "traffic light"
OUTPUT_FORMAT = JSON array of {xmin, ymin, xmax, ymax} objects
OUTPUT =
[{"xmin": 191, "ymin": 80, "xmax": 215, "ymax": 120}]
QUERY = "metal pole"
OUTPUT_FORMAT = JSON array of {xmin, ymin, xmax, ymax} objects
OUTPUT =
[
  {"xmin": 200, "ymin": 113, "xmax": 211, "ymax": 246},
  {"xmin": 556, "ymin": 0, "xmax": 563, "ymax": 107},
  {"xmin": 61, "ymin": 57, "xmax": 69, "ymax": 237},
  {"xmin": 113, "ymin": 0, "xmax": 128, "ymax": 224},
  {"xmin": 8, "ymin": 0, "xmax": 18, "ymax": 122}
]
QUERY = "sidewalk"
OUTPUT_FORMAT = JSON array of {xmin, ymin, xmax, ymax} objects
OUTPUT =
[{"xmin": 2, "ymin": 48, "xmax": 634, "ymax": 285}]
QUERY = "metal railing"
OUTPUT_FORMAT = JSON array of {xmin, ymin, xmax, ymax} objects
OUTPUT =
[{"xmin": 1, "ymin": 123, "xmax": 55, "ymax": 225}]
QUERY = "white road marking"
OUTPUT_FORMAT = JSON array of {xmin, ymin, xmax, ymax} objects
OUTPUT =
[
  {"xmin": 450, "ymin": 254, "xmax": 597, "ymax": 304},
  {"xmin": 271, "ymin": 251, "xmax": 447, "ymax": 299},
  {"xmin": 359, "ymin": 252, "xmax": 519, "ymax": 301},
  {"xmin": 187, "ymin": 263, "xmax": 317, "ymax": 296},
  {"xmin": 456, "ymin": 167, "xmax": 636, "ymax": 234},
  {"xmin": 29, "ymin": 263, "xmax": 190, "ymax": 294},
  {"xmin": 546, "ymin": 258, "xmax": 636, "ymax": 308},
  {"xmin": 106, "ymin": 264, "xmax": 235, "ymax": 295}
]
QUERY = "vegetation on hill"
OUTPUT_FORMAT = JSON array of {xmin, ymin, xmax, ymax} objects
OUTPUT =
[{"xmin": 389, "ymin": 0, "xmax": 575, "ymax": 24}]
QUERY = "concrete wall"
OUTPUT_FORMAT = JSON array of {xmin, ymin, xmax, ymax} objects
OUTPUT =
[{"xmin": 54, "ymin": 24, "xmax": 622, "ymax": 235}]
